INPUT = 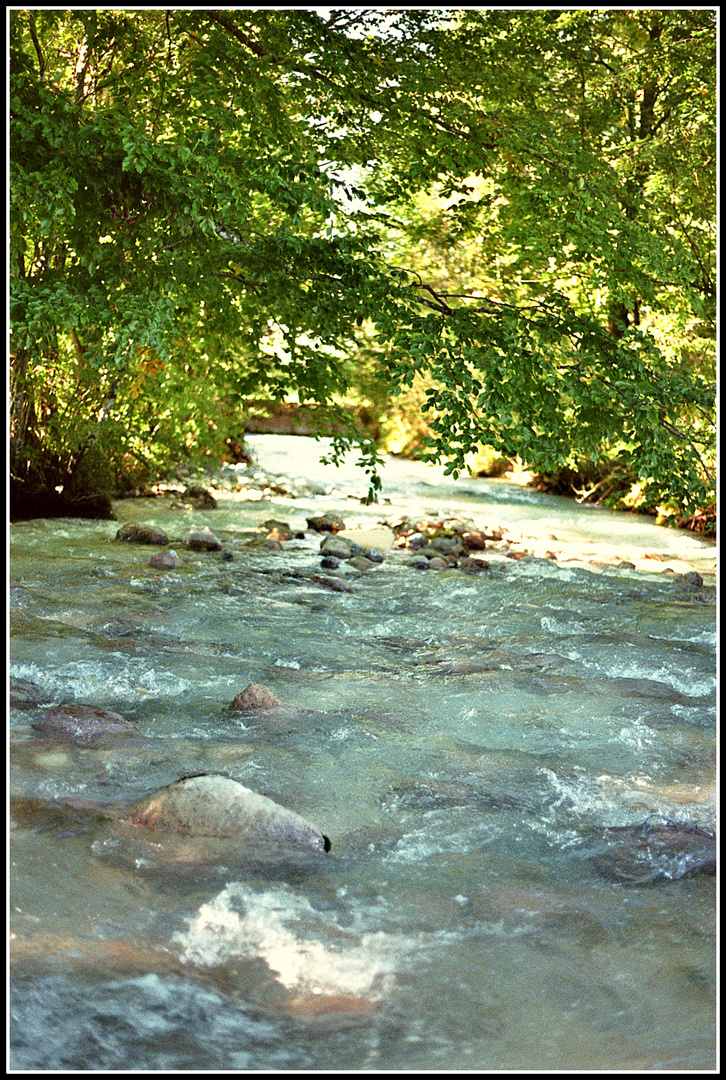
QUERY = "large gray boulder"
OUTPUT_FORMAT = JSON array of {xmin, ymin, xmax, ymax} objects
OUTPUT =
[{"xmin": 125, "ymin": 773, "xmax": 331, "ymax": 856}]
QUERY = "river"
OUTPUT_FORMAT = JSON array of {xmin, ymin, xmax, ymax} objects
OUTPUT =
[{"xmin": 9, "ymin": 435, "xmax": 717, "ymax": 1070}]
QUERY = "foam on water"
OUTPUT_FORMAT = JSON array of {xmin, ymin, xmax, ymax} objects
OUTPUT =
[
  {"xmin": 10, "ymin": 658, "xmax": 193, "ymax": 704},
  {"xmin": 174, "ymin": 884, "xmax": 410, "ymax": 998},
  {"xmin": 578, "ymin": 657, "xmax": 716, "ymax": 698}
]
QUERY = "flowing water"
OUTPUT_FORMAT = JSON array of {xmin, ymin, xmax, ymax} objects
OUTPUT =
[{"xmin": 9, "ymin": 436, "xmax": 717, "ymax": 1070}]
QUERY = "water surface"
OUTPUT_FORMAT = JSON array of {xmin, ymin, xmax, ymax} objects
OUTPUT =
[{"xmin": 9, "ymin": 437, "xmax": 717, "ymax": 1070}]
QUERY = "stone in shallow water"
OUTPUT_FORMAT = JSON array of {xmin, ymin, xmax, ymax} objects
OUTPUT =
[
  {"xmin": 590, "ymin": 818, "xmax": 716, "ymax": 885},
  {"xmin": 126, "ymin": 773, "xmax": 331, "ymax": 855},
  {"xmin": 149, "ymin": 548, "xmax": 181, "ymax": 569},
  {"xmin": 185, "ymin": 526, "xmax": 222, "ymax": 551},
  {"xmin": 319, "ymin": 535, "xmax": 354, "ymax": 559},
  {"xmin": 307, "ymin": 512, "xmax": 346, "ymax": 533},
  {"xmin": 116, "ymin": 522, "xmax": 170, "ymax": 546},
  {"xmin": 9, "ymin": 676, "xmax": 45, "ymax": 706},
  {"xmin": 311, "ymin": 573, "xmax": 354, "ymax": 593},
  {"xmin": 230, "ymin": 683, "xmax": 285, "ymax": 711},
  {"xmin": 31, "ymin": 704, "xmax": 139, "ymax": 746}
]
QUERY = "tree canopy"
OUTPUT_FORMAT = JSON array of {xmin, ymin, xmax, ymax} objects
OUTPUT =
[{"xmin": 10, "ymin": 8, "xmax": 716, "ymax": 517}]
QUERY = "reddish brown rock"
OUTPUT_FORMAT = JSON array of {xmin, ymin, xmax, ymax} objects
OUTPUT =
[
  {"xmin": 230, "ymin": 684, "xmax": 285, "ymax": 711},
  {"xmin": 461, "ymin": 530, "xmax": 488, "ymax": 551}
]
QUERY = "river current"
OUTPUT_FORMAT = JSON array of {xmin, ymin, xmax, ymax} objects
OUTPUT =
[{"xmin": 9, "ymin": 436, "xmax": 717, "ymax": 1070}]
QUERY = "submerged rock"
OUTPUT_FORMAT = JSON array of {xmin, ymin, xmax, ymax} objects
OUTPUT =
[
  {"xmin": 10, "ymin": 675, "xmax": 45, "ymax": 707},
  {"xmin": 590, "ymin": 817, "xmax": 716, "ymax": 885},
  {"xmin": 311, "ymin": 573, "xmax": 354, "ymax": 593},
  {"xmin": 31, "ymin": 704, "xmax": 139, "ymax": 746},
  {"xmin": 229, "ymin": 683, "xmax": 320, "ymax": 735},
  {"xmin": 125, "ymin": 773, "xmax": 331, "ymax": 856}
]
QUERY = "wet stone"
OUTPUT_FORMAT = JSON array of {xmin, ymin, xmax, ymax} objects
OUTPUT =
[
  {"xmin": 459, "ymin": 557, "xmax": 490, "ymax": 574},
  {"xmin": 116, "ymin": 522, "xmax": 170, "ymax": 546},
  {"xmin": 10, "ymin": 676, "xmax": 45, "ymax": 707},
  {"xmin": 185, "ymin": 526, "xmax": 223, "ymax": 551},
  {"xmin": 31, "ymin": 704, "xmax": 139, "ymax": 746},
  {"xmin": 149, "ymin": 548, "xmax": 181, "ymax": 569},
  {"xmin": 263, "ymin": 519, "xmax": 294, "ymax": 542},
  {"xmin": 182, "ymin": 485, "xmax": 217, "ymax": 509},
  {"xmin": 348, "ymin": 555, "xmax": 377, "ymax": 571},
  {"xmin": 230, "ymin": 684, "xmax": 285, "ymax": 711},
  {"xmin": 590, "ymin": 818, "xmax": 717, "ymax": 885},
  {"xmin": 319, "ymin": 535, "xmax": 354, "ymax": 559},
  {"xmin": 311, "ymin": 574, "xmax": 354, "ymax": 593},
  {"xmin": 307, "ymin": 512, "xmax": 346, "ymax": 533}
]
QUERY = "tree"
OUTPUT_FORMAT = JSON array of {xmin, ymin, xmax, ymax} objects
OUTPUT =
[
  {"xmin": 10, "ymin": 9, "xmax": 715, "ymax": 516},
  {"xmin": 358, "ymin": 9, "xmax": 716, "ymax": 513},
  {"xmin": 10, "ymin": 9, "xmax": 392, "ymax": 502}
]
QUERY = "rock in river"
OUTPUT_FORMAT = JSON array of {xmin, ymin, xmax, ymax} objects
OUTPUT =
[
  {"xmin": 149, "ymin": 548, "xmax": 181, "ymax": 569},
  {"xmin": 590, "ymin": 817, "xmax": 716, "ymax": 885},
  {"xmin": 185, "ymin": 525, "xmax": 223, "ymax": 551},
  {"xmin": 116, "ymin": 522, "xmax": 170, "ymax": 546},
  {"xmin": 230, "ymin": 683, "xmax": 285, "ymax": 711},
  {"xmin": 307, "ymin": 512, "xmax": 346, "ymax": 533},
  {"xmin": 125, "ymin": 773, "xmax": 331, "ymax": 856},
  {"xmin": 31, "ymin": 703, "xmax": 139, "ymax": 746}
]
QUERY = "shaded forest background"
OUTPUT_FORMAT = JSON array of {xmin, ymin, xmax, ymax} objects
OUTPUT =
[{"xmin": 9, "ymin": 9, "xmax": 716, "ymax": 530}]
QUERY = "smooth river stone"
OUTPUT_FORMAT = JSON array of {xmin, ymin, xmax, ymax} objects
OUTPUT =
[{"xmin": 125, "ymin": 773, "xmax": 331, "ymax": 855}]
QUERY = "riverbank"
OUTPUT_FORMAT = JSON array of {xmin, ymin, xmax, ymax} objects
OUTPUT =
[{"xmin": 122, "ymin": 435, "xmax": 717, "ymax": 584}]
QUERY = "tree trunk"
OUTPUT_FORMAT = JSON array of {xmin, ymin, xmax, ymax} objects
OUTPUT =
[{"xmin": 9, "ymin": 348, "xmax": 39, "ymax": 486}]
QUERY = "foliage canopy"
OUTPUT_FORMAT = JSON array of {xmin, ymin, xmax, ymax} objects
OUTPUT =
[{"xmin": 10, "ymin": 8, "xmax": 716, "ymax": 514}]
